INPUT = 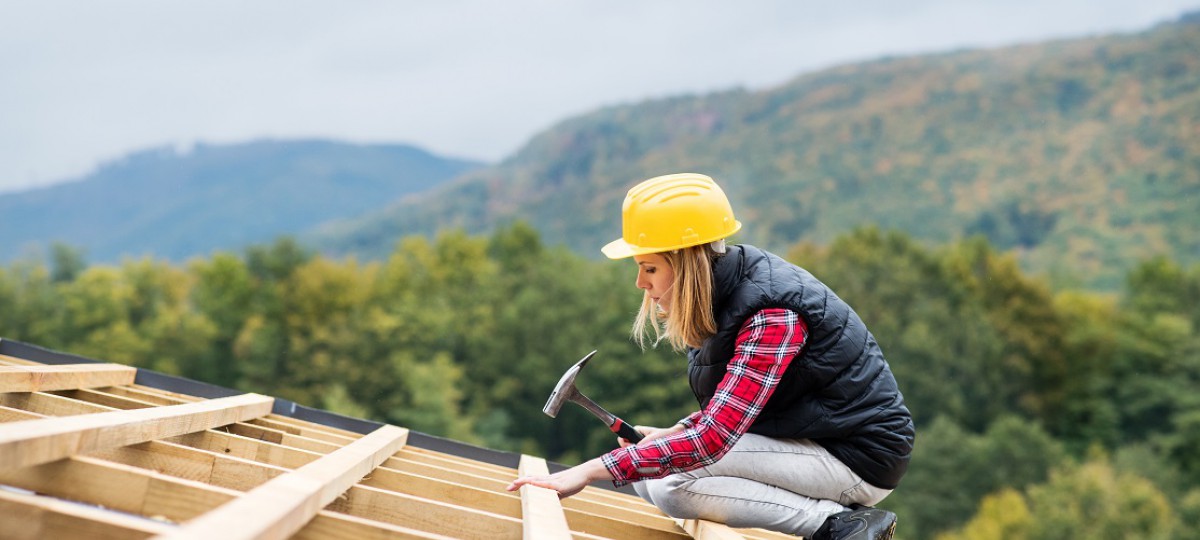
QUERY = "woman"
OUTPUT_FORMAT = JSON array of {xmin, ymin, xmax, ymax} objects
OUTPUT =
[{"xmin": 508, "ymin": 173, "xmax": 913, "ymax": 539}]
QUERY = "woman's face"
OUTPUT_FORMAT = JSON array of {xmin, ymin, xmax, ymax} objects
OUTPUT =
[{"xmin": 633, "ymin": 253, "xmax": 675, "ymax": 312}]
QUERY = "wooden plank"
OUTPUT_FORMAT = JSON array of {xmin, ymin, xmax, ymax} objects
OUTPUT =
[
  {"xmin": 249, "ymin": 416, "xmax": 359, "ymax": 444},
  {"xmin": 0, "ymin": 389, "xmax": 334, "ymax": 471},
  {"xmin": 386, "ymin": 449, "xmax": 642, "ymax": 510},
  {"xmin": 158, "ymin": 424, "xmax": 408, "ymax": 540},
  {"xmin": 313, "ymin": 455, "xmax": 679, "ymax": 536},
  {"xmin": 564, "ymin": 508, "xmax": 690, "ymax": 540},
  {"xmin": 0, "ymin": 488, "xmax": 173, "ymax": 540},
  {"xmin": 2, "ymin": 448, "xmax": 458, "ymax": 540},
  {"xmin": 107, "ymin": 385, "xmax": 366, "ymax": 443},
  {"xmin": 384, "ymin": 455, "xmax": 509, "ymax": 491},
  {"xmin": 0, "ymin": 390, "xmax": 113, "ymax": 416},
  {"xmin": 4, "ymin": 392, "xmax": 528, "ymax": 521},
  {"xmin": 262, "ymin": 414, "xmax": 364, "ymax": 440},
  {"xmin": 391, "ymin": 447, "xmax": 516, "ymax": 481},
  {"xmin": 0, "ymin": 363, "xmax": 136, "ymax": 393},
  {"xmin": 224, "ymin": 422, "xmax": 345, "ymax": 454},
  {"xmin": 0, "ymin": 393, "xmax": 273, "ymax": 470},
  {"xmin": 293, "ymin": 512, "xmax": 458, "ymax": 540},
  {"xmin": 734, "ymin": 530, "xmax": 800, "ymax": 540},
  {"xmin": 103, "ymin": 385, "xmax": 186, "ymax": 406},
  {"xmin": 561, "ymin": 492, "xmax": 678, "ymax": 530},
  {"xmin": 50, "ymin": 388, "xmax": 156, "ymax": 410},
  {"xmin": 92, "ymin": 430, "xmax": 526, "ymax": 538},
  {"xmin": 90, "ymin": 439, "xmax": 290, "ymax": 492},
  {"xmin": 678, "ymin": 519, "xmax": 747, "ymax": 540},
  {"xmin": 361, "ymin": 464, "xmax": 521, "ymax": 516},
  {"xmin": 379, "ymin": 455, "xmax": 677, "ymax": 531},
  {"xmin": 0, "ymin": 353, "xmax": 41, "ymax": 366},
  {"xmin": 44, "ymin": 388, "xmax": 345, "ymax": 456},
  {"xmin": 324, "ymin": 485, "xmax": 524, "ymax": 540},
  {"xmin": 405, "ymin": 445, "xmax": 517, "ymax": 474},
  {"xmin": 389, "ymin": 453, "xmax": 682, "ymax": 538},
  {"xmin": 129, "ymin": 383, "xmax": 203, "ymax": 402},
  {"xmin": 0, "ymin": 404, "xmax": 44, "ymax": 422},
  {"xmin": 89, "ymin": 425, "xmax": 552, "ymax": 539},
  {"xmin": 0, "ymin": 455, "xmax": 238, "ymax": 524},
  {"xmin": 518, "ymin": 455, "xmax": 573, "ymax": 540},
  {"xmin": 167, "ymin": 429, "xmax": 323, "ymax": 470},
  {"xmin": 575, "ymin": 483, "xmax": 660, "ymax": 509}
]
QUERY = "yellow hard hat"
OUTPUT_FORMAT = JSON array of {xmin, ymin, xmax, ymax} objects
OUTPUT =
[{"xmin": 601, "ymin": 173, "xmax": 742, "ymax": 259}]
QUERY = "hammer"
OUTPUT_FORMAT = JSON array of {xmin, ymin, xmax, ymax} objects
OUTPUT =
[{"xmin": 543, "ymin": 350, "xmax": 644, "ymax": 443}]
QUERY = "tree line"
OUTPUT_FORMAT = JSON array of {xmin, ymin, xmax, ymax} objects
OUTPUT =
[{"xmin": 2, "ymin": 224, "xmax": 1197, "ymax": 538}]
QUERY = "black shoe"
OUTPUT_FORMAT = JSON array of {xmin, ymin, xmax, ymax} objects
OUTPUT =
[{"xmin": 810, "ymin": 505, "xmax": 896, "ymax": 540}]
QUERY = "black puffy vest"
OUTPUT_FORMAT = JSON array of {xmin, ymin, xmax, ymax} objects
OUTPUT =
[{"xmin": 687, "ymin": 245, "xmax": 914, "ymax": 489}]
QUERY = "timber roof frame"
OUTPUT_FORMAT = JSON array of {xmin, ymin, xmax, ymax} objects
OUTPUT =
[{"xmin": 0, "ymin": 338, "xmax": 797, "ymax": 540}]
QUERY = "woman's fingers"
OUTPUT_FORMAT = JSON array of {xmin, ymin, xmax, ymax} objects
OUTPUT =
[{"xmin": 506, "ymin": 475, "xmax": 546, "ymax": 491}]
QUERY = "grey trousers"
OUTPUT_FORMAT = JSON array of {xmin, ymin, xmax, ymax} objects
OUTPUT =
[{"xmin": 632, "ymin": 433, "xmax": 892, "ymax": 537}]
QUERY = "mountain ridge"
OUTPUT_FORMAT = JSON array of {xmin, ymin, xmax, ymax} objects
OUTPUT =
[
  {"xmin": 312, "ymin": 15, "xmax": 1200, "ymax": 290},
  {"xmin": 1, "ymin": 139, "xmax": 483, "ymax": 263}
]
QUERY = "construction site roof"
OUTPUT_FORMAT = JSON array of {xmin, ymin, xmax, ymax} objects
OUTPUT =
[{"xmin": 0, "ymin": 338, "xmax": 795, "ymax": 540}]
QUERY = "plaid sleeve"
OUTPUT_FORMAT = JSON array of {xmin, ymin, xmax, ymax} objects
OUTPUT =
[{"xmin": 602, "ymin": 308, "xmax": 807, "ymax": 486}]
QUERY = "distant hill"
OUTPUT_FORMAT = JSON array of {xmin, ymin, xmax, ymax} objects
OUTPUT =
[
  {"xmin": 313, "ymin": 14, "xmax": 1200, "ymax": 290},
  {"xmin": 0, "ymin": 140, "xmax": 482, "ymax": 263}
]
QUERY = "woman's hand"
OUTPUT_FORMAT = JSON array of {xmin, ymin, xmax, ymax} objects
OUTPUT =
[
  {"xmin": 506, "ymin": 458, "xmax": 613, "ymax": 499},
  {"xmin": 618, "ymin": 423, "xmax": 686, "ymax": 448}
]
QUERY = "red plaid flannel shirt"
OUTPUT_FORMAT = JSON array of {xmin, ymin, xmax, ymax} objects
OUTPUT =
[{"xmin": 601, "ymin": 308, "xmax": 808, "ymax": 486}]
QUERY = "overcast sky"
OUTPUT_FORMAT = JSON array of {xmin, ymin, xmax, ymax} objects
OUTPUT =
[{"xmin": 1, "ymin": 1, "xmax": 1196, "ymax": 194}]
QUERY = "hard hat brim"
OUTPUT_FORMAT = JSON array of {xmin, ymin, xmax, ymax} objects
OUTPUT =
[
  {"xmin": 600, "ymin": 238, "xmax": 640, "ymax": 259},
  {"xmin": 600, "ymin": 219, "xmax": 742, "ymax": 260}
]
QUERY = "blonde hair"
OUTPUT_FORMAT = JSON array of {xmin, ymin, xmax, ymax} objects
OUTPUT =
[{"xmin": 631, "ymin": 245, "xmax": 720, "ymax": 351}]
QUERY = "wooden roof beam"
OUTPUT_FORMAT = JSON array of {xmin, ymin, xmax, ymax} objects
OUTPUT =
[
  {"xmin": 0, "ymin": 363, "xmax": 136, "ymax": 393},
  {"xmin": 679, "ymin": 519, "xmax": 750, "ymax": 540},
  {"xmin": 0, "ymin": 487, "xmax": 173, "ymax": 539},
  {"xmin": 0, "ymin": 392, "xmax": 273, "ymax": 471},
  {"xmin": 156, "ymin": 424, "xmax": 407, "ymax": 540},
  {"xmin": 1, "ymin": 451, "xmax": 461, "ymax": 540},
  {"xmin": 517, "ymin": 454, "xmax": 572, "ymax": 540}
]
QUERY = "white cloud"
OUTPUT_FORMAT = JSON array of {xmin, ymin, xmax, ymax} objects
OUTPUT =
[{"xmin": 0, "ymin": 0, "xmax": 1196, "ymax": 193}]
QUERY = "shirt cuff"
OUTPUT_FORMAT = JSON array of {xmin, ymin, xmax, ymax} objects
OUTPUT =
[{"xmin": 601, "ymin": 447, "xmax": 636, "ymax": 487}]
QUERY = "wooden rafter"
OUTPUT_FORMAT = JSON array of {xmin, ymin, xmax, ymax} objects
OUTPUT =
[
  {"xmin": 679, "ymin": 519, "xmax": 750, "ymax": 540},
  {"xmin": 517, "ymin": 454, "xmax": 572, "ymax": 540},
  {"xmin": 0, "ymin": 393, "xmax": 273, "ymax": 470},
  {"xmin": 0, "ymin": 344, "xmax": 801, "ymax": 540},
  {"xmin": 0, "ymin": 363, "xmax": 136, "ymax": 393},
  {"xmin": 156, "ymin": 424, "xmax": 407, "ymax": 540},
  {"xmin": 0, "ymin": 487, "xmax": 173, "ymax": 539}
]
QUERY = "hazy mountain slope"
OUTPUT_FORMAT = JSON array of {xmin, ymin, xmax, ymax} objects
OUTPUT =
[
  {"xmin": 314, "ymin": 15, "xmax": 1199, "ymax": 289},
  {"xmin": 1, "ymin": 139, "xmax": 482, "ymax": 263}
]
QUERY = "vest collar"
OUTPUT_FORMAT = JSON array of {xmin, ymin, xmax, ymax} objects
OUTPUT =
[{"xmin": 710, "ymin": 244, "xmax": 746, "ymax": 313}]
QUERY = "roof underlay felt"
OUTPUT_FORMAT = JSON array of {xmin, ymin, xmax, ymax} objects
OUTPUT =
[{"xmin": 0, "ymin": 338, "xmax": 797, "ymax": 540}]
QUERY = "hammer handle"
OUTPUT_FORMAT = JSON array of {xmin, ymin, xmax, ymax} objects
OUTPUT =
[{"xmin": 610, "ymin": 417, "xmax": 644, "ymax": 443}]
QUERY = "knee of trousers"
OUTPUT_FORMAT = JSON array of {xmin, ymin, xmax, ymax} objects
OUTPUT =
[{"xmin": 645, "ymin": 475, "xmax": 704, "ymax": 519}]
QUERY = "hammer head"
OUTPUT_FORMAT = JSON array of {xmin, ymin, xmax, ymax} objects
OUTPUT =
[{"xmin": 542, "ymin": 350, "xmax": 597, "ymax": 418}]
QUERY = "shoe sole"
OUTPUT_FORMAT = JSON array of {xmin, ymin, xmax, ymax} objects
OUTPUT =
[
  {"xmin": 878, "ymin": 520, "xmax": 896, "ymax": 540},
  {"xmin": 839, "ymin": 517, "xmax": 896, "ymax": 540}
]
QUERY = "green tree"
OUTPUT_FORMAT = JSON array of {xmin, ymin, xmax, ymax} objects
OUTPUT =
[
  {"xmin": 0, "ymin": 260, "xmax": 60, "ymax": 346},
  {"xmin": 884, "ymin": 415, "xmax": 1065, "ymax": 539},
  {"xmin": 190, "ymin": 253, "xmax": 257, "ymax": 385},
  {"xmin": 941, "ymin": 455, "xmax": 1177, "ymax": 540},
  {"xmin": 935, "ymin": 489, "xmax": 1032, "ymax": 540},
  {"xmin": 1026, "ymin": 456, "xmax": 1174, "ymax": 540},
  {"xmin": 50, "ymin": 243, "xmax": 87, "ymax": 283}
]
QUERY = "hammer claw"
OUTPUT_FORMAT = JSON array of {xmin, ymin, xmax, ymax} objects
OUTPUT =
[{"xmin": 542, "ymin": 350, "xmax": 643, "ymax": 443}]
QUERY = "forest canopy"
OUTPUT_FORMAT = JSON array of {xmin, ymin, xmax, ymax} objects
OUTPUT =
[{"xmin": 3, "ymin": 225, "xmax": 1198, "ymax": 538}]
